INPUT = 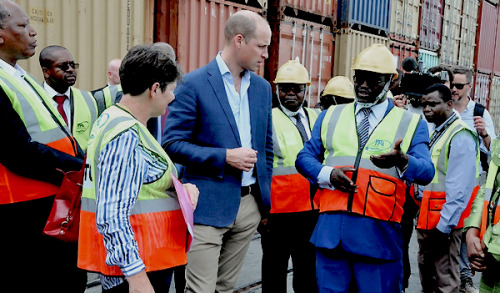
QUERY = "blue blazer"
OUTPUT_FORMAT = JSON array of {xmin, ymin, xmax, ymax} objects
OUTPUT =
[{"xmin": 163, "ymin": 58, "xmax": 273, "ymax": 227}]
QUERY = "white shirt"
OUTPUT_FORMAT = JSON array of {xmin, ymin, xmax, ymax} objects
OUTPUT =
[
  {"xmin": 43, "ymin": 82, "xmax": 72, "ymax": 128},
  {"xmin": 0, "ymin": 58, "xmax": 39, "ymax": 98},
  {"xmin": 279, "ymin": 106, "xmax": 312, "ymax": 139}
]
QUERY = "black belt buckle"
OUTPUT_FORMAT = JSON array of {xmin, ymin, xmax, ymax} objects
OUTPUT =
[{"xmin": 241, "ymin": 184, "xmax": 254, "ymax": 197}]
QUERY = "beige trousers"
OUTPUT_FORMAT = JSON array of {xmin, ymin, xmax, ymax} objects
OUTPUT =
[{"xmin": 184, "ymin": 193, "xmax": 261, "ymax": 293}]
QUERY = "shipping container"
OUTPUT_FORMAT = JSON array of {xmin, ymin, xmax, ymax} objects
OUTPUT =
[
  {"xmin": 458, "ymin": 0, "xmax": 479, "ymax": 68},
  {"xmin": 338, "ymin": 0, "xmax": 392, "ymax": 34},
  {"xmin": 281, "ymin": 0, "xmax": 337, "ymax": 19},
  {"xmin": 439, "ymin": 0, "xmax": 462, "ymax": 66},
  {"xmin": 15, "ymin": 0, "xmax": 154, "ymax": 92},
  {"xmin": 155, "ymin": 0, "xmax": 267, "ymax": 76},
  {"xmin": 389, "ymin": 0, "xmax": 420, "ymax": 43},
  {"xmin": 390, "ymin": 41, "xmax": 418, "ymax": 70},
  {"xmin": 494, "ymin": 7, "xmax": 500, "ymax": 75},
  {"xmin": 333, "ymin": 28, "xmax": 390, "ymax": 81},
  {"xmin": 269, "ymin": 16, "xmax": 334, "ymax": 108},
  {"xmin": 473, "ymin": 72, "xmax": 492, "ymax": 108},
  {"xmin": 488, "ymin": 76, "xmax": 500, "ymax": 130},
  {"xmin": 475, "ymin": 0, "xmax": 498, "ymax": 74},
  {"xmin": 419, "ymin": 0, "xmax": 443, "ymax": 52},
  {"xmin": 418, "ymin": 49, "xmax": 439, "ymax": 72}
]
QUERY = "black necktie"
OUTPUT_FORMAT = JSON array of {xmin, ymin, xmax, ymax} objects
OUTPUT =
[{"xmin": 293, "ymin": 113, "xmax": 309, "ymax": 143}]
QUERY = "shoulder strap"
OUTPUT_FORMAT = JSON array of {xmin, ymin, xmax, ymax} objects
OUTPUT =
[{"xmin": 474, "ymin": 102, "xmax": 485, "ymax": 117}]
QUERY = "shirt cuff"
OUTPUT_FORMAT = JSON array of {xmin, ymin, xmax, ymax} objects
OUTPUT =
[
  {"xmin": 318, "ymin": 166, "xmax": 335, "ymax": 190},
  {"xmin": 436, "ymin": 221, "xmax": 452, "ymax": 235},
  {"xmin": 120, "ymin": 259, "xmax": 146, "ymax": 277}
]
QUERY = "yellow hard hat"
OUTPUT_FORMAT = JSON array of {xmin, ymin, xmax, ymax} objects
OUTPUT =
[
  {"xmin": 352, "ymin": 44, "xmax": 398, "ymax": 78},
  {"xmin": 322, "ymin": 76, "xmax": 355, "ymax": 99},
  {"xmin": 274, "ymin": 59, "xmax": 311, "ymax": 85}
]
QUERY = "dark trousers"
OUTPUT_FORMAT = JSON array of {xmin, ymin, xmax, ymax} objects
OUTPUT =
[
  {"xmin": 401, "ymin": 193, "xmax": 419, "ymax": 289},
  {"xmin": 261, "ymin": 210, "xmax": 319, "ymax": 293},
  {"xmin": 0, "ymin": 195, "xmax": 87, "ymax": 293},
  {"xmin": 102, "ymin": 268, "xmax": 174, "ymax": 292}
]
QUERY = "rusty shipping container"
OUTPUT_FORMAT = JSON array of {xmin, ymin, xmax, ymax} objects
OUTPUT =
[
  {"xmin": 265, "ymin": 11, "xmax": 334, "ymax": 108},
  {"xmin": 334, "ymin": 28, "xmax": 390, "ymax": 81},
  {"xmin": 338, "ymin": 0, "xmax": 392, "ymax": 34},
  {"xmin": 458, "ymin": 0, "xmax": 479, "ymax": 68},
  {"xmin": 475, "ymin": 0, "xmax": 498, "ymax": 74},
  {"xmin": 439, "ymin": 0, "xmax": 462, "ymax": 66},
  {"xmin": 494, "ymin": 7, "xmax": 500, "ymax": 75},
  {"xmin": 155, "ymin": 0, "xmax": 267, "ymax": 76},
  {"xmin": 390, "ymin": 41, "xmax": 418, "ymax": 70},
  {"xmin": 282, "ymin": 0, "xmax": 337, "ymax": 18},
  {"xmin": 389, "ymin": 0, "xmax": 420, "ymax": 44},
  {"xmin": 419, "ymin": 0, "xmax": 442, "ymax": 52},
  {"xmin": 16, "ymin": 0, "xmax": 154, "ymax": 92},
  {"xmin": 488, "ymin": 76, "xmax": 500, "ymax": 130},
  {"xmin": 474, "ymin": 72, "xmax": 492, "ymax": 108}
]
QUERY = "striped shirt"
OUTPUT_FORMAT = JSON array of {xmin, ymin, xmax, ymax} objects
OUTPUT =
[{"xmin": 96, "ymin": 127, "xmax": 168, "ymax": 289}]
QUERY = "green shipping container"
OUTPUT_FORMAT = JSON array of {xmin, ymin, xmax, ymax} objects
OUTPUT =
[{"xmin": 418, "ymin": 49, "xmax": 439, "ymax": 72}]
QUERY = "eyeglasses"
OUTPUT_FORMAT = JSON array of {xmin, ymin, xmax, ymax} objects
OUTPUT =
[
  {"xmin": 279, "ymin": 85, "xmax": 305, "ymax": 93},
  {"xmin": 55, "ymin": 62, "xmax": 79, "ymax": 71},
  {"xmin": 353, "ymin": 72, "xmax": 388, "ymax": 87},
  {"xmin": 451, "ymin": 83, "xmax": 468, "ymax": 90}
]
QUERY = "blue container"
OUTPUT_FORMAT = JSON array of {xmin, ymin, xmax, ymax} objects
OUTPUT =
[
  {"xmin": 339, "ymin": 0, "xmax": 392, "ymax": 33},
  {"xmin": 418, "ymin": 49, "xmax": 439, "ymax": 72}
]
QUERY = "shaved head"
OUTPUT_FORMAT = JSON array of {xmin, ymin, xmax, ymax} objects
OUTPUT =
[
  {"xmin": 224, "ymin": 10, "xmax": 268, "ymax": 44},
  {"xmin": 107, "ymin": 58, "xmax": 121, "ymax": 85}
]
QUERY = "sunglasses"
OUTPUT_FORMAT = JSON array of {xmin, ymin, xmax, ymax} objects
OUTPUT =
[
  {"xmin": 55, "ymin": 62, "xmax": 79, "ymax": 71},
  {"xmin": 353, "ymin": 72, "xmax": 388, "ymax": 87},
  {"xmin": 279, "ymin": 85, "xmax": 305, "ymax": 93},
  {"xmin": 451, "ymin": 83, "xmax": 468, "ymax": 90}
]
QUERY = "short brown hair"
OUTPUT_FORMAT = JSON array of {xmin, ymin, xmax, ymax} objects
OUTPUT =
[{"xmin": 452, "ymin": 67, "xmax": 473, "ymax": 84}]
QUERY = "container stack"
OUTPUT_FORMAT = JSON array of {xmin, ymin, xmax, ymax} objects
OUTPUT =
[
  {"xmin": 266, "ymin": 0, "xmax": 336, "ymax": 108},
  {"xmin": 418, "ymin": 0, "xmax": 442, "ymax": 71},
  {"xmin": 389, "ymin": 0, "xmax": 420, "ymax": 70},
  {"xmin": 334, "ymin": 0, "xmax": 391, "ymax": 81}
]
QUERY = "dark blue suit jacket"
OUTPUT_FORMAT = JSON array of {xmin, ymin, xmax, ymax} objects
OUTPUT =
[
  {"xmin": 295, "ymin": 100, "xmax": 435, "ymax": 260},
  {"xmin": 163, "ymin": 58, "xmax": 273, "ymax": 227}
]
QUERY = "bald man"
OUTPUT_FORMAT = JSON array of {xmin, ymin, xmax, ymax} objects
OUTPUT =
[{"xmin": 164, "ymin": 10, "xmax": 273, "ymax": 293}]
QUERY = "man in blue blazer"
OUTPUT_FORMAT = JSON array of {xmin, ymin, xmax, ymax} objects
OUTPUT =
[
  {"xmin": 163, "ymin": 10, "xmax": 273, "ymax": 293},
  {"xmin": 295, "ymin": 44, "xmax": 435, "ymax": 292}
]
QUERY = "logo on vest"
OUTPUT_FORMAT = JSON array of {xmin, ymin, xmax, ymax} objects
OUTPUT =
[
  {"xmin": 76, "ymin": 121, "xmax": 90, "ymax": 133},
  {"xmin": 96, "ymin": 113, "xmax": 110, "ymax": 128},
  {"xmin": 365, "ymin": 139, "xmax": 392, "ymax": 153}
]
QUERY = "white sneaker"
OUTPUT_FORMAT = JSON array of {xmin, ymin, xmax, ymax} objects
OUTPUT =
[{"xmin": 460, "ymin": 278, "xmax": 479, "ymax": 293}]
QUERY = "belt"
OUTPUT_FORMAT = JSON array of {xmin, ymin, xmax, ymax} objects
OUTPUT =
[{"xmin": 241, "ymin": 184, "xmax": 257, "ymax": 197}]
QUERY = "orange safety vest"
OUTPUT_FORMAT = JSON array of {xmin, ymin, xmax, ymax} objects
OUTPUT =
[
  {"xmin": 78, "ymin": 106, "xmax": 187, "ymax": 276},
  {"xmin": 270, "ymin": 107, "xmax": 319, "ymax": 213},
  {"xmin": 417, "ymin": 118, "xmax": 479, "ymax": 230},
  {"xmin": 318, "ymin": 103, "xmax": 421, "ymax": 223},
  {"xmin": 0, "ymin": 70, "xmax": 77, "ymax": 204}
]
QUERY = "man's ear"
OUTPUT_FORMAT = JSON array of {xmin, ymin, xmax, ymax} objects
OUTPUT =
[
  {"xmin": 42, "ymin": 67, "xmax": 50, "ymax": 79},
  {"xmin": 0, "ymin": 35, "xmax": 4, "ymax": 46},
  {"xmin": 234, "ymin": 34, "xmax": 244, "ymax": 48},
  {"xmin": 150, "ymin": 82, "xmax": 160, "ymax": 97}
]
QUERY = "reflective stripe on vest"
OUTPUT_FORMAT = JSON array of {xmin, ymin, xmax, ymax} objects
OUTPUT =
[
  {"xmin": 271, "ymin": 107, "xmax": 319, "ymax": 213},
  {"xmin": 71, "ymin": 87, "xmax": 98, "ymax": 152},
  {"xmin": 480, "ymin": 162, "xmax": 500, "ymax": 240},
  {"xmin": 0, "ymin": 69, "xmax": 78, "ymax": 204},
  {"xmin": 318, "ymin": 103, "xmax": 421, "ymax": 223},
  {"xmin": 103, "ymin": 84, "xmax": 123, "ymax": 108},
  {"xmin": 417, "ymin": 119, "xmax": 479, "ymax": 230},
  {"xmin": 78, "ymin": 105, "xmax": 186, "ymax": 275}
]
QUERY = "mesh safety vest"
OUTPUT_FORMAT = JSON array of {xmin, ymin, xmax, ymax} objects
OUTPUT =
[
  {"xmin": 70, "ymin": 87, "xmax": 98, "ymax": 152},
  {"xmin": 78, "ymin": 105, "xmax": 187, "ymax": 275},
  {"xmin": 477, "ymin": 161, "xmax": 500, "ymax": 257},
  {"xmin": 93, "ymin": 84, "xmax": 122, "ymax": 115},
  {"xmin": 318, "ymin": 103, "xmax": 421, "ymax": 223},
  {"xmin": 417, "ymin": 119, "xmax": 479, "ymax": 230},
  {"xmin": 271, "ymin": 107, "xmax": 319, "ymax": 213},
  {"xmin": 0, "ymin": 69, "xmax": 78, "ymax": 204}
]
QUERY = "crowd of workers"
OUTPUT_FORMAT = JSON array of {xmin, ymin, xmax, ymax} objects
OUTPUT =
[{"xmin": 0, "ymin": 0, "xmax": 499, "ymax": 292}]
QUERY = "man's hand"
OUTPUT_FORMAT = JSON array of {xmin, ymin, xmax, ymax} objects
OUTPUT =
[
  {"xmin": 226, "ymin": 148, "xmax": 258, "ymax": 172},
  {"xmin": 330, "ymin": 167, "xmax": 357, "ymax": 193},
  {"xmin": 183, "ymin": 183, "xmax": 199, "ymax": 209},
  {"xmin": 127, "ymin": 270, "xmax": 155, "ymax": 293},
  {"xmin": 466, "ymin": 228, "xmax": 487, "ymax": 272},
  {"xmin": 393, "ymin": 94, "xmax": 407, "ymax": 109},
  {"xmin": 474, "ymin": 116, "xmax": 488, "ymax": 138},
  {"xmin": 370, "ymin": 139, "xmax": 409, "ymax": 170}
]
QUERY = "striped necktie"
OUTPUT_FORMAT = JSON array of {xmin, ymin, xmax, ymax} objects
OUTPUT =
[
  {"xmin": 293, "ymin": 113, "xmax": 309, "ymax": 143},
  {"xmin": 358, "ymin": 107, "xmax": 371, "ymax": 148}
]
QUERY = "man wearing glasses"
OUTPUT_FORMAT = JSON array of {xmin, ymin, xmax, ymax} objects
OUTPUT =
[
  {"xmin": 295, "ymin": 44, "xmax": 434, "ymax": 292},
  {"xmin": 39, "ymin": 45, "xmax": 98, "ymax": 152},
  {"xmin": 451, "ymin": 68, "xmax": 496, "ymax": 293}
]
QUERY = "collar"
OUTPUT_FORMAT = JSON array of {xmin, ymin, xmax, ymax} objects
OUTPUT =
[
  {"xmin": 43, "ymin": 82, "xmax": 71, "ymax": 98},
  {"xmin": 280, "ymin": 105, "xmax": 306, "ymax": 119},
  {"xmin": 434, "ymin": 112, "xmax": 458, "ymax": 132},
  {"xmin": 215, "ymin": 52, "xmax": 250, "ymax": 81},
  {"xmin": 465, "ymin": 97, "xmax": 475, "ymax": 112},
  {"xmin": 0, "ymin": 58, "xmax": 27, "ymax": 78},
  {"xmin": 355, "ymin": 98, "xmax": 388, "ymax": 120}
]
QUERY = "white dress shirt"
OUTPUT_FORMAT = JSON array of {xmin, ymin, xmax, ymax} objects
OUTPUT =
[{"xmin": 43, "ymin": 82, "xmax": 72, "ymax": 129}]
